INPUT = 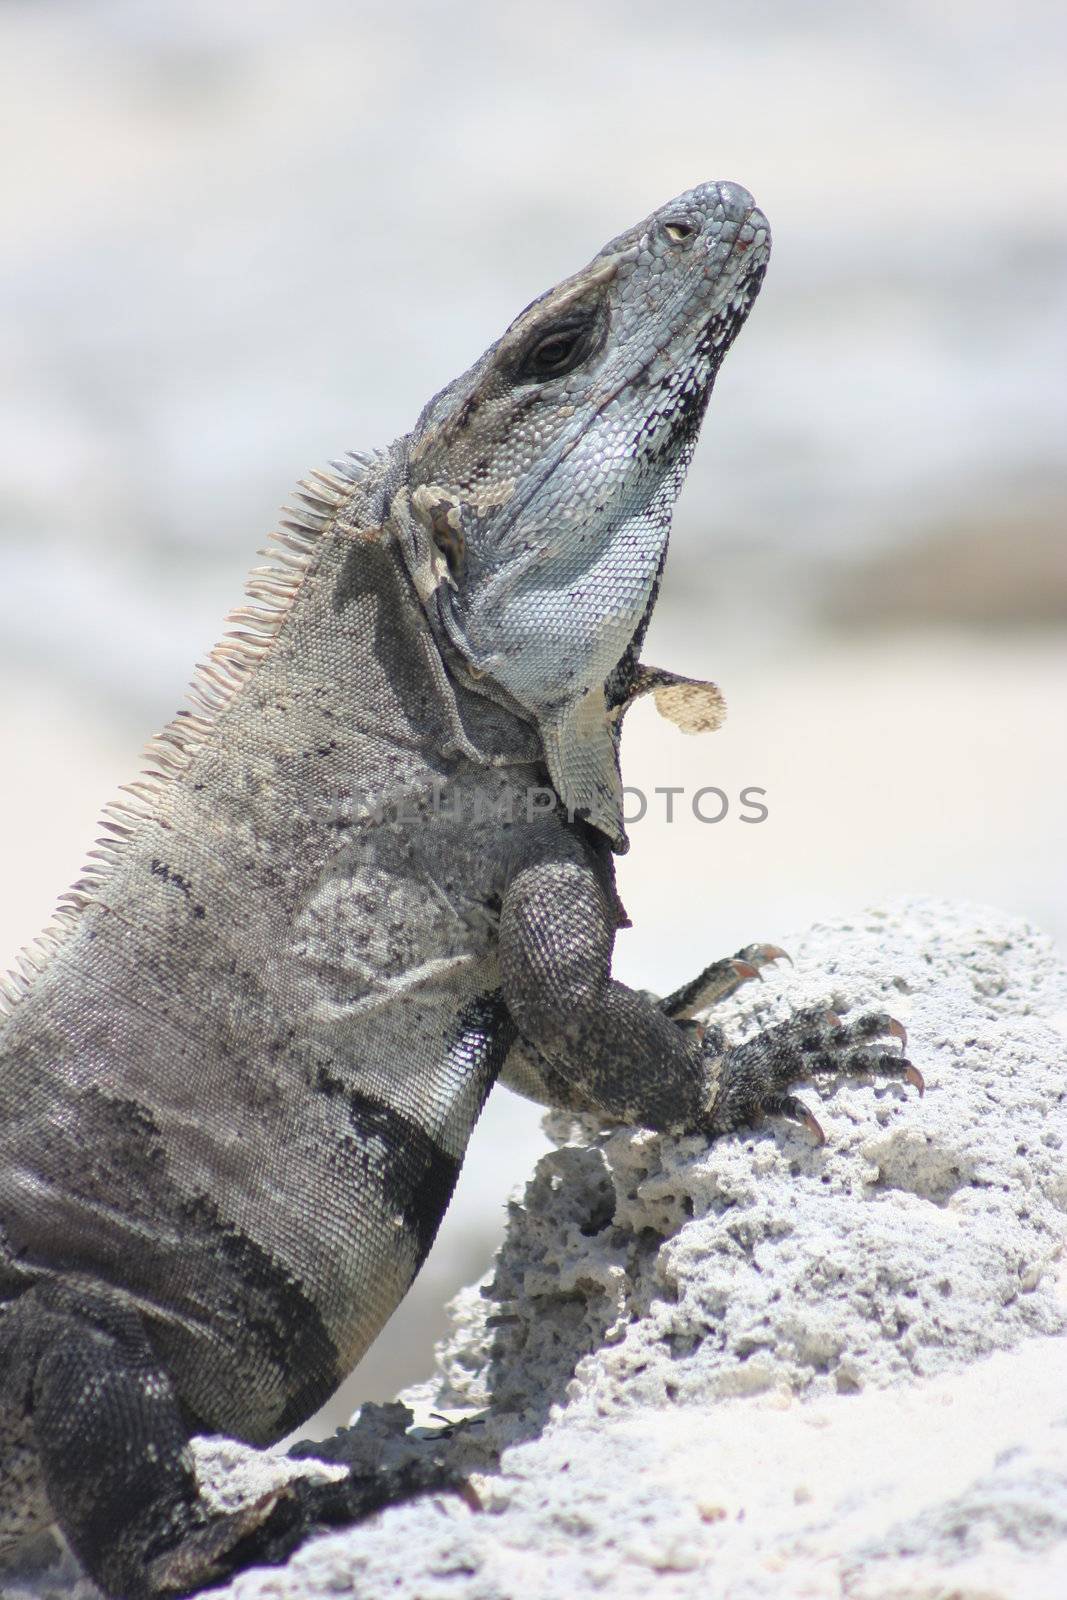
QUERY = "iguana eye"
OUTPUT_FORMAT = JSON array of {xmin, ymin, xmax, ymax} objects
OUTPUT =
[
  {"xmin": 664, "ymin": 220, "xmax": 694, "ymax": 243},
  {"xmin": 530, "ymin": 333, "xmax": 580, "ymax": 372},
  {"xmin": 515, "ymin": 313, "xmax": 600, "ymax": 382}
]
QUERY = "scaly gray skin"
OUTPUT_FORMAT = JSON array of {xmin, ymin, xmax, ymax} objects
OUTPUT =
[{"xmin": 0, "ymin": 182, "xmax": 921, "ymax": 1598}]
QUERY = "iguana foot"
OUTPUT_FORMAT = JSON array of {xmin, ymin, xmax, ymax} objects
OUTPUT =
[
  {"xmin": 146, "ymin": 1458, "xmax": 471, "ymax": 1597},
  {"xmin": 705, "ymin": 1006, "xmax": 923, "ymax": 1142},
  {"xmin": 660, "ymin": 942, "xmax": 790, "ymax": 1023},
  {"xmin": 145, "ymin": 1489, "xmax": 296, "ymax": 1597}
]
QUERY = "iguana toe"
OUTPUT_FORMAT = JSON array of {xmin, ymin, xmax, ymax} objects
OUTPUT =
[{"xmin": 705, "ymin": 1006, "xmax": 923, "ymax": 1139}]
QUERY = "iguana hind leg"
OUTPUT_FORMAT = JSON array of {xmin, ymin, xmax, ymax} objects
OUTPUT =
[
  {"xmin": 5, "ymin": 1281, "xmax": 204, "ymax": 1598},
  {"xmin": 0, "ymin": 1359, "xmax": 50, "ymax": 1559},
  {"xmin": 4, "ymin": 1282, "xmax": 470, "ymax": 1598},
  {"xmin": 3, "ymin": 1282, "xmax": 304, "ymax": 1599}
]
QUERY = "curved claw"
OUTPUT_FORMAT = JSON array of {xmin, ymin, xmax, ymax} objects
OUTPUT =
[
  {"xmin": 729, "ymin": 959, "xmax": 762, "ymax": 983},
  {"xmin": 904, "ymin": 1062, "xmax": 925, "ymax": 1096},
  {"xmin": 799, "ymin": 1106, "xmax": 826, "ymax": 1144},
  {"xmin": 763, "ymin": 1092, "xmax": 826, "ymax": 1145},
  {"xmin": 887, "ymin": 1017, "xmax": 908, "ymax": 1050},
  {"xmin": 755, "ymin": 943, "xmax": 792, "ymax": 968},
  {"xmin": 738, "ymin": 942, "xmax": 792, "ymax": 971}
]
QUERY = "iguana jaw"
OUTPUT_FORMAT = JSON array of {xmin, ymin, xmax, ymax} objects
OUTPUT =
[{"xmin": 398, "ymin": 180, "xmax": 770, "ymax": 846}]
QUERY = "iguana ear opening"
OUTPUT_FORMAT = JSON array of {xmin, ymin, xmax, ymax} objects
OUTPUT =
[{"xmin": 400, "ymin": 486, "xmax": 463, "ymax": 604}]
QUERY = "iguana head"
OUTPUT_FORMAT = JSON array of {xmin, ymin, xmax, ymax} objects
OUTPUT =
[{"xmin": 397, "ymin": 180, "xmax": 770, "ymax": 848}]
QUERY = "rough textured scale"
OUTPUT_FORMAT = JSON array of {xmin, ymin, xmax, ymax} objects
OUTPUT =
[{"xmin": 0, "ymin": 182, "xmax": 919, "ymax": 1597}]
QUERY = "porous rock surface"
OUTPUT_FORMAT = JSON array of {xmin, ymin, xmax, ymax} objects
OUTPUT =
[{"xmin": 17, "ymin": 899, "xmax": 1067, "ymax": 1598}]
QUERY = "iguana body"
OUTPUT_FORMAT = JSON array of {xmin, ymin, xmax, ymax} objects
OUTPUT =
[{"xmin": 0, "ymin": 182, "xmax": 919, "ymax": 1597}]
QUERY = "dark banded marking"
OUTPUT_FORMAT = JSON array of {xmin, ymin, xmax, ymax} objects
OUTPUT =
[
  {"xmin": 0, "ymin": 1086, "xmax": 342, "ymax": 1441},
  {"xmin": 313, "ymin": 991, "xmax": 516, "ymax": 1271},
  {"xmin": 178, "ymin": 1195, "xmax": 341, "ymax": 1438}
]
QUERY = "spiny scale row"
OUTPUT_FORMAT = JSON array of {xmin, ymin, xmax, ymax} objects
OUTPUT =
[{"xmin": 0, "ymin": 458, "xmax": 365, "ymax": 1015}]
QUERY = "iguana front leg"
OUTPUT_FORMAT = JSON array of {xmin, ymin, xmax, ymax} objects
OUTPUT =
[
  {"xmin": 499, "ymin": 941, "xmax": 789, "ymax": 1114},
  {"xmin": 498, "ymin": 826, "xmax": 921, "ymax": 1139}
]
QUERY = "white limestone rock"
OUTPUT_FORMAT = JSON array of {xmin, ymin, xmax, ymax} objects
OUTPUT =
[{"xmin": 243, "ymin": 898, "xmax": 1067, "ymax": 1600}]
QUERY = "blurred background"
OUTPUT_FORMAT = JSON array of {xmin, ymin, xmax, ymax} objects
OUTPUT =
[{"xmin": 1, "ymin": 0, "xmax": 1064, "ymax": 1431}]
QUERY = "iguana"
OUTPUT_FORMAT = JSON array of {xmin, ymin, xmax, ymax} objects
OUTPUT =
[{"xmin": 0, "ymin": 181, "xmax": 921, "ymax": 1598}]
